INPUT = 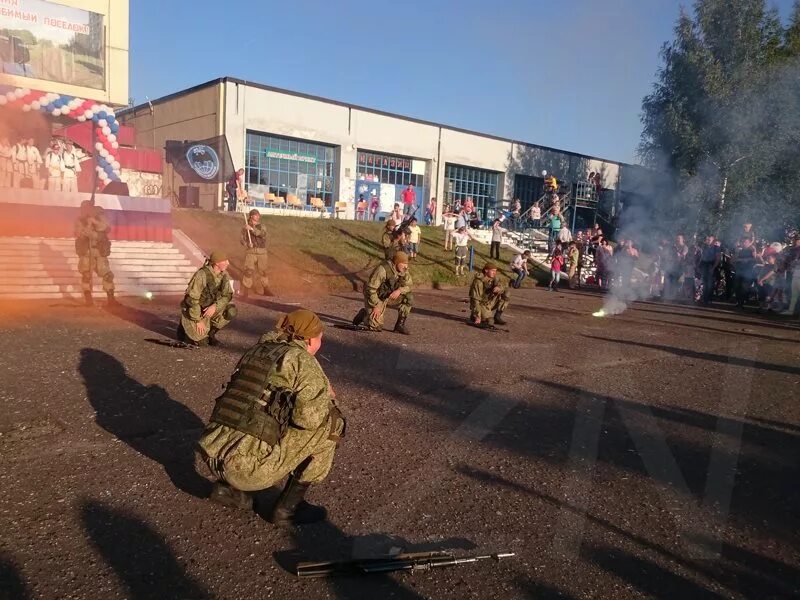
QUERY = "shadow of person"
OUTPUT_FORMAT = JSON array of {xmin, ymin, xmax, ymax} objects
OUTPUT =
[
  {"xmin": 105, "ymin": 301, "xmax": 181, "ymax": 339},
  {"xmin": 0, "ymin": 552, "xmax": 29, "ymax": 600},
  {"xmin": 81, "ymin": 500, "xmax": 210, "ymax": 599},
  {"xmin": 78, "ymin": 348, "xmax": 210, "ymax": 498}
]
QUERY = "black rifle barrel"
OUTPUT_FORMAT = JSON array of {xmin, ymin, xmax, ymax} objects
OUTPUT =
[{"xmin": 296, "ymin": 551, "xmax": 515, "ymax": 578}]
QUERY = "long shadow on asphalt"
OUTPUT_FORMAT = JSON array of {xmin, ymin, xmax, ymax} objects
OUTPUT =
[
  {"xmin": 457, "ymin": 466, "xmax": 799, "ymax": 598},
  {"xmin": 584, "ymin": 335, "xmax": 800, "ymax": 375},
  {"xmin": 0, "ymin": 552, "xmax": 29, "ymax": 599},
  {"xmin": 78, "ymin": 348, "xmax": 210, "ymax": 499},
  {"xmin": 630, "ymin": 305, "xmax": 800, "ymax": 332},
  {"xmin": 81, "ymin": 500, "xmax": 211, "ymax": 599}
]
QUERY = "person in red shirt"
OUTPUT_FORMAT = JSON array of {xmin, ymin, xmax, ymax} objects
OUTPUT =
[
  {"xmin": 548, "ymin": 243, "xmax": 565, "ymax": 291},
  {"xmin": 225, "ymin": 168, "xmax": 244, "ymax": 212},
  {"xmin": 401, "ymin": 184, "xmax": 416, "ymax": 217}
]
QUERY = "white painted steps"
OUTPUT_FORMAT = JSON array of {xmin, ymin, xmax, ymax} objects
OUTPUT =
[{"xmin": 0, "ymin": 235, "xmax": 204, "ymax": 300}]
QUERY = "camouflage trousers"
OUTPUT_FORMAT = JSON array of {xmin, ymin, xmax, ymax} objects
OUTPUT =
[
  {"xmin": 180, "ymin": 308, "xmax": 232, "ymax": 342},
  {"xmin": 196, "ymin": 416, "xmax": 344, "ymax": 491},
  {"xmin": 78, "ymin": 251, "xmax": 115, "ymax": 293},
  {"xmin": 242, "ymin": 249, "xmax": 269, "ymax": 293},
  {"xmin": 366, "ymin": 292, "xmax": 413, "ymax": 330},
  {"xmin": 470, "ymin": 292, "xmax": 509, "ymax": 321}
]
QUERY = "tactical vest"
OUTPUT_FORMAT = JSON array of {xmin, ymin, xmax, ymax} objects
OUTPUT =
[
  {"xmin": 199, "ymin": 266, "xmax": 230, "ymax": 309},
  {"xmin": 209, "ymin": 342, "xmax": 295, "ymax": 445},
  {"xmin": 377, "ymin": 263, "xmax": 406, "ymax": 300},
  {"xmin": 243, "ymin": 225, "xmax": 267, "ymax": 249}
]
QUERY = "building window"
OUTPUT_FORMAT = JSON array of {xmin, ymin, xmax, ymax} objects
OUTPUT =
[
  {"xmin": 357, "ymin": 150, "xmax": 425, "ymax": 188},
  {"xmin": 245, "ymin": 131, "xmax": 337, "ymax": 207},
  {"xmin": 444, "ymin": 163, "xmax": 499, "ymax": 222}
]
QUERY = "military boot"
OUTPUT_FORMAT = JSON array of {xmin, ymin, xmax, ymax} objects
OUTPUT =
[
  {"xmin": 208, "ymin": 327, "xmax": 222, "ymax": 347},
  {"xmin": 83, "ymin": 291, "xmax": 93, "ymax": 306},
  {"xmin": 209, "ymin": 481, "xmax": 253, "ymax": 511},
  {"xmin": 393, "ymin": 314, "xmax": 410, "ymax": 335},
  {"xmin": 494, "ymin": 311, "xmax": 507, "ymax": 326},
  {"xmin": 268, "ymin": 476, "xmax": 327, "ymax": 527},
  {"xmin": 176, "ymin": 322, "xmax": 187, "ymax": 342},
  {"xmin": 479, "ymin": 319, "xmax": 496, "ymax": 331},
  {"xmin": 352, "ymin": 308, "xmax": 367, "ymax": 326},
  {"xmin": 106, "ymin": 290, "xmax": 119, "ymax": 308}
]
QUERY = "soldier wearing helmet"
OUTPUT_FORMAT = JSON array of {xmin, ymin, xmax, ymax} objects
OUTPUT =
[
  {"xmin": 74, "ymin": 200, "xmax": 116, "ymax": 306},
  {"xmin": 469, "ymin": 262, "xmax": 509, "ymax": 329},
  {"xmin": 177, "ymin": 249, "xmax": 236, "ymax": 346},
  {"xmin": 241, "ymin": 209, "xmax": 269, "ymax": 297},
  {"xmin": 196, "ymin": 309, "xmax": 345, "ymax": 526},
  {"xmin": 352, "ymin": 251, "xmax": 413, "ymax": 334}
]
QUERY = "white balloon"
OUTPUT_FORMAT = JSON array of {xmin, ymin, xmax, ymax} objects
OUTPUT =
[
  {"xmin": 30, "ymin": 101, "xmax": 40, "ymax": 110},
  {"xmin": 22, "ymin": 105, "xmax": 30, "ymax": 112},
  {"xmin": 14, "ymin": 88, "xmax": 25, "ymax": 99},
  {"xmin": 541, "ymin": 170, "xmax": 547, "ymax": 177},
  {"xmin": 39, "ymin": 96, "xmax": 50, "ymax": 106},
  {"xmin": 77, "ymin": 116, "xmax": 86, "ymax": 122},
  {"xmin": 112, "ymin": 160, "xmax": 120, "ymax": 170},
  {"xmin": 99, "ymin": 149, "xmax": 109, "ymax": 158},
  {"xmin": 47, "ymin": 92, "xmax": 59, "ymax": 101},
  {"xmin": 95, "ymin": 142, "xmax": 104, "ymax": 151},
  {"xmin": 83, "ymin": 110, "xmax": 92, "ymax": 119},
  {"xmin": 102, "ymin": 126, "xmax": 111, "ymax": 136},
  {"xmin": 107, "ymin": 134, "xmax": 116, "ymax": 143},
  {"xmin": 111, "ymin": 141, "xmax": 119, "ymax": 149},
  {"xmin": 52, "ymin": 108, "xmax": 62, "ymax": 116},
  {"xmin": 21, "ymin": 88, "xmax": 31, "ymax": 96},
  {"xmin": 6, "ymin": 92, "xmax": 16, "ymax": 101},
  {"xmin": 98, "ymin": 119, "xmax": 107, "ymax": 128}
]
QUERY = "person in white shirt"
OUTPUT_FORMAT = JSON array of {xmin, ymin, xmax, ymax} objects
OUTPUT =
[
  {"xmin": 490, "ymin": 218, "xmax": 504, "ymax": 259},
  {"xmin": 531, "ymin": 203, "xmax": 542, "ymax": 227},
  {"xmin": 510, "ymin": 250, "xmax": 531, "ymax": 288},
  {"xmin": 390, "ymin": 203, "xmax": 403, "ymax": 225},
  {"xmin": 44, "ymin": 139, "xmax": 63, "ymax": 191},
  {"xmin": 453, "ymin": 226, "xmax": 476, "ymax": 276},
  {"xmin": 407, "ymin": 217, "xmax": 421, "ymax": 258},
  {"xmin": 0, "ymin": 137, "xmax": 12, "ymax": 188},
  {"xmin": 14, "ymin": 138, "xmax": 42, "ymax": 188},
  {"xmin": 61, "ymin": 140, "xmax": 82, "ymax": 192},
  {"xmin": 443, "ymin": 210, "xmax": 457, "ymax": 250}
]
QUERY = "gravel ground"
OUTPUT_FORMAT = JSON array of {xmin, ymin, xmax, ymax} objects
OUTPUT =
[{"xmin": 0, "ymin": 286, "xmax": 798, "ymax": 599}]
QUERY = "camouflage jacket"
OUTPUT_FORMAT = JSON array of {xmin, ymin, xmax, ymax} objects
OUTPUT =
[
  {"xmin": 365, "ymin": 261, "xmax": 412, "ymax": 307},
  {"xmin": 470, "ymin": 272, "xmax": 504, "ymax": 305},
  {"xmin": 181, "ymin": 264, "xmax": 233, "ymax": 320},
  {"xmin": 74, "ymin": 210, "xmax": 110, "ymax": 253},
  {"xmin": 242, "ymin": 222, "xmax": 267, "ymax": 250}
]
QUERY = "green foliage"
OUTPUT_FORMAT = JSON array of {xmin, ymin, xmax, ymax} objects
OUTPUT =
[{"xmin": 639, "ymin": 0, "xmax": 800, "ymax": 237}]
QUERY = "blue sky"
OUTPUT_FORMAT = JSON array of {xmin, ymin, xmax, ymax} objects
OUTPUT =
[{"xmin": 130, "ymin": 0, "xmax": 796, "ymax": 164}]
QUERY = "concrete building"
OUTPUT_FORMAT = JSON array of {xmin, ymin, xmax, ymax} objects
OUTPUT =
[{"xmin": 121, "ymin": 77, "xmax": 639, "ymax": 226}]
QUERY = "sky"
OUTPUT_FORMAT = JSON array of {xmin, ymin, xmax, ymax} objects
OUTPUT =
[{"xmin": 129, "ymin": 0, "xmax": 796, "ymax": 165}]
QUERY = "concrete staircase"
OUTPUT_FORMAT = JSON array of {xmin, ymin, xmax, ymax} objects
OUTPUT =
[{"xmin": 0, "ymin": 234, "xmax": 203, "ymax": 300}]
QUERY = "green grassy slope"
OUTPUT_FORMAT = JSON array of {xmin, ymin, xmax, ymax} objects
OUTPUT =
[{"xmin": 173, "ymin": 209, "xmax": 547, "ymax": 295}]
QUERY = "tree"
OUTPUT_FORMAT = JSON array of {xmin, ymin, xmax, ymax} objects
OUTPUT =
[{"xmin": 638, "ymin": 0, "xmax": 800, "ymax": 239}]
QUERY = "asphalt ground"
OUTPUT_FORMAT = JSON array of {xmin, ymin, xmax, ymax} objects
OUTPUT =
[{"xmin": 0, "ymin": 285, "xmax": 798, "ymax": 599}]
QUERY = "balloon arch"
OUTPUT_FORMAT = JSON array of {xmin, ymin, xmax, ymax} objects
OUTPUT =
[{"xmin": 0, "ymin": 85, "xmax": 122, "ymax": 185}]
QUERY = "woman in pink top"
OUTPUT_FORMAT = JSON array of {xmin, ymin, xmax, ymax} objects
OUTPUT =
[{"xmin": 548, "ymin": 244, "xmax": 565, "ymax": 291}]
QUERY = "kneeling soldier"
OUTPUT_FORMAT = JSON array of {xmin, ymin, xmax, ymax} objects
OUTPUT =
[
  {"xmin": 469, "ymin": 262, "xmax": 509, "ymax": 329},
  {"xmin": 352, "ymin": 251, "xmax": 413, "ymax": 334},
  {"xmin": 177, "ymin": 250, "xmax": 237, "ymax": 346},
  {"xmin": 195, "ymin": 309, "xmax": 346, "ymax": 526}
]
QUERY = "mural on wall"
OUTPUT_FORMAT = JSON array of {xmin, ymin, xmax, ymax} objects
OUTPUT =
[
  {"xmin": 0, "ymin": 84, "xmax": 122, "ymax": 184},
  {"xmin": 121, "ymin": 170, "xmax": 161, "ymax": 197}
]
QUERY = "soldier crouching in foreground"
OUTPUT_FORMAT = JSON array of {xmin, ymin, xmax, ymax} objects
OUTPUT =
[
  {"xmin": 177, "ymin": 250, "xmax": 237, "ymax": 346},
  {"xmin": 352, "ymin": 251, "xmax": 413, "ymax": 334},
  {"xmin": 195, "ymin": 309, "xmax": 346, "ymax": 526},
  {"xmin": 74, "ymin": 200, "xmax": 117, "ymax": 306},
  {"xmin": 469, "ymin": 262, "xmax": 509, "ymax": 329}
]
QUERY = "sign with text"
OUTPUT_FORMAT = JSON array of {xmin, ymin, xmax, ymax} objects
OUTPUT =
[
  {"xmin": 0, "ymin": 0, "xmax": 105, "ymax": 89},
  {"xmin": 265, "ymin": 149, "xmax": 316, "ymax": 164}
]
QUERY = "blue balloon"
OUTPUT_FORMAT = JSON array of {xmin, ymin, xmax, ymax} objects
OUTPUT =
[
  {"xmin": 110, "ymin": 122, "xmax": 120, "ymax": 134},
  {"xmin": 97, "ymin": 111, "xmax": 107, "ymax": 119}
]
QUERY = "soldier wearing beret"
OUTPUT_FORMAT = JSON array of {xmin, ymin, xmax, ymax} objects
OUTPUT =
[
  {"xmin": 352, "ymin": 251, "xmax": 413, "ymax": 334},
  {"xmin": 469, "ymin": 262, "xmax": 509, "ymax": 329},
  {"xmin": 177, "ymin": 250, "xmax": 237, "ymax": 346},
  {"xmin": 196, "ymin": 309, "xmax": 345, "ymax": 526}
]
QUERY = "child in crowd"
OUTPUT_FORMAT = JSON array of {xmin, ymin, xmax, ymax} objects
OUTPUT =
[
  {"xmin": 407, "ymin": 217, "xmax": 421, "ymax": 259},
  {"xmin": 549, "ymin": 243, "xmax": 564, "ymax": 291},
  {"xmin": 453, "ymin": 226, "xmax": 474, "ymax": 276},
  {"xmin": 443, "ymin": 210, "xmax": 457, "ymax": 250},
  {"xmin": 369, "ymin": 195, "xmax": 379, "ymax": 220}
]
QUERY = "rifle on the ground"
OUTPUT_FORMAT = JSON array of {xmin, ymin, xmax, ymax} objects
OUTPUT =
[{"xmin": 296, "ymin": 551, "xmax": 514, "ymax": 578}]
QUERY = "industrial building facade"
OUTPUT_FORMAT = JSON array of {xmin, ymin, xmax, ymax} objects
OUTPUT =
[{"xmin": 121, "ymin": 77, "xmax": 640, "ymax": 223}]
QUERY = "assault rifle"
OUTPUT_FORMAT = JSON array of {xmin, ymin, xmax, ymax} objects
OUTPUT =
[{"xmin": 296, "ymin": 550, "xmax": 514, "ymax": 578}]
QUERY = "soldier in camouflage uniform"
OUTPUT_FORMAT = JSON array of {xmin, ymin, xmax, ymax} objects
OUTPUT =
[
  {"xmin": 352, "ymin": 251, "xmax": 412, "ymax": 334},
  {"xmin": 381, "ymin": 219, "xmax": 397, "ymax": 259},
  {"xmin": 74, "ymin": 200, "xmax": 116, "ymax": 306},
  {"xmin": 241, "ymin": 209, "xmax": 269, "ymax": 297},
  {"xmin": 177, "ymin": 250, "xmax": 237, "ymax": 346},
  {"xmin": 469, "ymin": 262, "xmax": 509, "ymax": 329},
  {"xmin": 195, "ymin": 309, "xmax": 346, "ymax": 526}
]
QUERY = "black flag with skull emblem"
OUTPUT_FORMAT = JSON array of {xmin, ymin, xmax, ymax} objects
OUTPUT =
[{"xmin": 165, "ymin": 136, "xmax": 235, "ymax": 184}]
